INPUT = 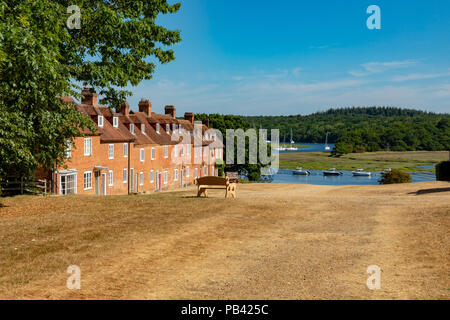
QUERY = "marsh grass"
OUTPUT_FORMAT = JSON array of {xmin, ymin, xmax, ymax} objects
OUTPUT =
[{"xmin": 279, "ymin": 151, "xmax": 447, "ymax": 172}]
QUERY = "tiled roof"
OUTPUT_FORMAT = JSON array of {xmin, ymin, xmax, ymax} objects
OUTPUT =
[{"xmin": 64, "ymin": 94, "xmax": 216, "ymax": 147}]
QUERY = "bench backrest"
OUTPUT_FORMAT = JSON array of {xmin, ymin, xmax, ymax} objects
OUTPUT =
[{"xmin": 196, "ymin": 176, "xmax": 229, "ymax": 186}]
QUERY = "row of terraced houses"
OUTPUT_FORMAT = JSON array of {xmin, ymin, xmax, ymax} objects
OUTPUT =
[{"xmin": 45, "ymin": 87, "xmax": 223, "ymax": 195}]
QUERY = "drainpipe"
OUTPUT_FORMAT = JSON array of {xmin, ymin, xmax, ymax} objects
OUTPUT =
[{"xmin": 128, "ymin": 141, "xmax": 131, "ymax": 195}]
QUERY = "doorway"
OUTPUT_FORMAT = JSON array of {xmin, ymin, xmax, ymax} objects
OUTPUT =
[{"xmin": 101, "ymin": 173, "xmax": 106, "ymax": 195}]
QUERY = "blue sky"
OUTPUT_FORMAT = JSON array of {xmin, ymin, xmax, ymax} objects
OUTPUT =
[{"xmin": 125, "ymin": 0, "xmax": 450, "ymax": 116}]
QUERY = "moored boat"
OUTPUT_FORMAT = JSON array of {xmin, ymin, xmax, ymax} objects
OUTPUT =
[
  {"xmin": 352, "ymin": 168, "xmax": 371, "ymax": 176},
  {"xmin": 293, "ymin": 167, "xmax": 310, "ymax": 175},
  {"xmin": 323, "ymin": 168, "xmax": 343, "ymax": 176}
]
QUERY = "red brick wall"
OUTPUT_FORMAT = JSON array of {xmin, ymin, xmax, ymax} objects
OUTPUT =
[{"xmin": 55, "ymin": 138, "xmax": 221, "ymax": 195}]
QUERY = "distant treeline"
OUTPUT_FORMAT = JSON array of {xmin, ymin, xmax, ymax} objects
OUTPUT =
[{"xmin": 243, "ymin": 107, "xmax": 450, "ymax": 154}]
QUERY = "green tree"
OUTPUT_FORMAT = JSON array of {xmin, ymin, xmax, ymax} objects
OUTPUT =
[
  {"xmin": 195, "ymin": 114, "xmax": 272, "ymax": 181},
  {"xmin": 379, "ymin": 169, "xmax": 412, "ymax": 184},
  {"xmin": 0, "ymin": 0, "xmax": 181, "ymax": 181}
]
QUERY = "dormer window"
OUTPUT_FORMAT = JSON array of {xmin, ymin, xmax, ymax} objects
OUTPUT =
[
  {"xmin": 141, "ymin": 123, "xmax": 145, "ymax": 134},
  {"xmin": 166, "ymin": 124, "xmax": 170, "ymax": 134},
  {"xmin": 98, "ymin": 115, "xmax": 104, "ymax": 128},
  {"xmin": 130, "ymin": 123, "xmax": 135, "ymax": 135},
  {"xmin": 113, "ymin": 117, "xmax": 118, "ymax": 128},
  {"xmin": 156, "ymin": 123, "xmax": 160, "ymax": 134}
]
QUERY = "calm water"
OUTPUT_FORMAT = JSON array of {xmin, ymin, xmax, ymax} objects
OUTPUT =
[
  {"xmin": 268, "ymin": 142, "xmax": 436, "ymax": 185},
  {"xmin": 277, "ymin": 142, "xmax": 335, "ymax": 154},
  {"xmin": 270, "ymin": 169, "xmax": 435, "ymax": 186}
]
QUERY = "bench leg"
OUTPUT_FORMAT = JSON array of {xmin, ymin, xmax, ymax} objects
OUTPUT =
[
  {"xmin": 197, "ymin": 187, "xmax": 208, "ymax": 197},
  {"xmin": 225, "ymin": 185, "xmax": 236, "ymax": 199}
]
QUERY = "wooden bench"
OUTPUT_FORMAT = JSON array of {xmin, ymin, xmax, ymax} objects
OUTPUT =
[{"xmin": 195, "ymin": 176, "xmax": 236, "ymax": 198}]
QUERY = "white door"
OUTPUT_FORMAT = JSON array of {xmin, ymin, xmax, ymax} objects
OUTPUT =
[{"xmin": 101, "ymin": 173, "xmax": 106, "ymax": 195}]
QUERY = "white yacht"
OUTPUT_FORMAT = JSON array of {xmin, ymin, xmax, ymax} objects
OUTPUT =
[
  {"xmin": 352, "ymin": 169, "xmax": 371, "ymax": 176},
  {"xmin": 324, "ymin": 132, "xmax": 331, "ymax": 151},
  {"xmin": 323, "ymin": 168, "xmax": 343, "ymax": 176},
  {"xmin": 293, "ymin": 167, "xmax": 310, "ymax": 175}
]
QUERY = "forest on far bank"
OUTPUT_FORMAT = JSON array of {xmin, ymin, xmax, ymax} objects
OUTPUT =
[{"xmin": 243, "ymin": 107, "xmax": 450, "ymax": 154}]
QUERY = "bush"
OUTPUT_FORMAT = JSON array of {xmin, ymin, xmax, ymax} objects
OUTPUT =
[
  {"xmin": 379, "ymin": 169, "xmax": 412, "ymax": 184},
  {"xmin": 215, "ymin": 160, "xmax": 225, "ymax": 177},
  {"xmin": 435, "ymin": 161, "xmax": 450, "ymax": 181}
]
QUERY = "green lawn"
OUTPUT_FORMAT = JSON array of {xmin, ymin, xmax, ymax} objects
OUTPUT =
[{"xmin": 279, "ymin": 151, "xmax": 448, "ymax": 173}]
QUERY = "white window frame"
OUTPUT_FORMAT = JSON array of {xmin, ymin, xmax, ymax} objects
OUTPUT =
[
  {"xmin": 141, "ymin": 123, "xmax": 145, "ymax": 134},
  {"xmin": 98, "ymin": 115, "xmax": 104, "ymax": 128},
  {"xmin": 151, "ymin": 147, "xmax": 156, "ymax": 160},
  {"xmin": 113, "ymin": 116, "xmax": 119, "ymax": 128},
  {"xmin": 181, "ymin": 145, "xmax": 184, "ymax": 156},
  {"xmin": 174, "ymin": 169, "xmax": 178, "ymax": 181},
  {"xmin": 83, "ymin": 171, "xmax": 93, "ymax": 190},
  {"xmin": 60, "ymin": 173, "xmax": 77, "ymax": 195},
  {"xmin": 108, "ymin": 144, "xmax": 114, "ymax": 160},
  {"xmin": 174, "ymin": 145, "xmax": 178, "ymax": 158},
  {"xmin": 139, "ymin": 172, "xmax": 144, "ymax": 186},
  {"xmin": 123, "ymin": 168, "xmax": 127, "ymax": 183},
  {"xmin": 140, "ymin": 148, "xmax": 145, "ymax": 162},
  {"xmin": 84, "ymin": 138, "xmax": 92, "ymax": 156},
  {"xmin": 108, "ymin": 170, "xmax": 113, "ymax": 186},
  {"xmin": 150, "ymin": 170, "xmax": 154, "ymax": 183},
  {"xmin": 130, "ymin": 123, "xmax": 135, "ymax": 135},
  {"xmin": 164, "ymin": 145, "xmax": 168, "ymax": 159},
  {"xmin": 186, "ymin": 166, "xmax": 190, "ymax": 178},
  {"xmin": 163, "ymin": 171, "xmax": 168, "ymax": 184},
  {"xmin": 123, "ymin": 143, "xmax": 128, "ymax": 157},
  {"xmin": 166, "ymin": 124, "xmax": 170, "ymax": 134},
  {"xmin": 156, "ymin": 123, "xmax": 160, "ymax": 134},
  {"xmin": 195, "ymin": 168, "xmax": 198, "ymax": 179}
]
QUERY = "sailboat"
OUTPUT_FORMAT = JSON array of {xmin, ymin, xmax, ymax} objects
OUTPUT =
[
  {"xmin": 324, "ymin": 132, "xmax": 331, "ymax": 151},
  {"xmin": 286, "ymin": 128, "xmax": 298, "ymax": 150}
]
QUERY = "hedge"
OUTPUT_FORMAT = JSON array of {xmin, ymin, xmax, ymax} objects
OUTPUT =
[{"xmin": 435, "ymin": 161, "xmax": 450, "ymax": 181}]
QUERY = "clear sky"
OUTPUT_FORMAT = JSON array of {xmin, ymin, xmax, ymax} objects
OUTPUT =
[{"xmin": 125, "ymin": 0, "xmax": 450, "ymax": 116}]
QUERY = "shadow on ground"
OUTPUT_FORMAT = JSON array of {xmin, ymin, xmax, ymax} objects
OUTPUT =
[{"xmin": 409, "ymin": 187, "xmax": 450, "ymax": 195}]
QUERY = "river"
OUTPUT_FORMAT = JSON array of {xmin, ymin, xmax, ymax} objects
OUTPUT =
[{"xmin": 268, "ymin": 142, "xmax": 436, "ymax": 185}]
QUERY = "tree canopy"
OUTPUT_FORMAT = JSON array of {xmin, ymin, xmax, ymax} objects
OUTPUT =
[
  {"xmin": 244, "ymin": 107, "xmax": 450, "ymax": 155},
  {"xmin": 0, "ymin": 0, "xmax": 181, "ymax": 180}
]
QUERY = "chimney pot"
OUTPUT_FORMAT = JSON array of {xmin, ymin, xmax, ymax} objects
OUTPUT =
[
  {"xmin": 164, "ymin": 105, "xmax": 176, "ymax": 119},
  {"xmin": 118, "ymin": 101, "xmax": 130, "ymax": 116},
  {"xmin": 138, "ymin": 99, "xmax": 152, "ymax": 116},
  {"xmin": 184, "ymin": 112, "xmax": 194, "ymax": 124},
  {"xmin": 81, "ymin": 87, "xmax": 98, "ymax": 106}
]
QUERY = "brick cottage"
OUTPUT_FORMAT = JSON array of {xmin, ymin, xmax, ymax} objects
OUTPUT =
[{"xmin": 47, "ymin": 87, "xmax": 223, "ymax": 195}]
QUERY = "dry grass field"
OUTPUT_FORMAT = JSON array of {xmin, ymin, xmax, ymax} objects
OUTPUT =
[{"xmin": 0, "ymin": 181, "xmax": 449, "ymax": 299}]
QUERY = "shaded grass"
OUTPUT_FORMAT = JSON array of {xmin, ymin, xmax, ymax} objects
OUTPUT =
[{"xmin": 279, "ymin": 151, "xmax": 448, "ymax": 172}]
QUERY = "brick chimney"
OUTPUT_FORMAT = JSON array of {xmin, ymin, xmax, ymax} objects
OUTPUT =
[
  {"xmin": 81, "ymin": 87, "xmax": 98, "ymax": 106},
  {"xmin": 165, "ymin": 105, "xmax": 176, "ymax": 119},
  {"xmin": 184, "ymin": 112, "xmax": 194, "ymax": 124},
  {"xmin": 118, "ymin": 101, "xmax": 130, "ymax": 116},
  {"xmin": 202, "ymin": 117, "xmax": 210, "ymax": 127},
  {"xmin": 138, "ymin": 99, "xmax": 151, "ymax": 116}
]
